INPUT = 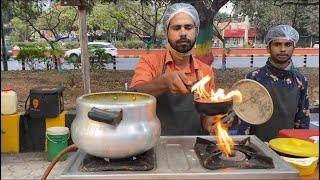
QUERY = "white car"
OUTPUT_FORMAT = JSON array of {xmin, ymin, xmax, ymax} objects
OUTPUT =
[
  {"xmin": 64, "ymin": 42, "xmax": 117, "ymax": 61},
  {"xmin": 313, "ymin": 41, "xmax": 319, "ymax": 48}
]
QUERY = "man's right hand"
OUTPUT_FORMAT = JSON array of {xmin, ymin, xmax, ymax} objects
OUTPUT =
[
  {"xmin": 202, "ymin": 116, "xmax": 216, "ymax": 135},
  {"xmin": 164, "ymin": 71, "xmax": 193, "ymax": 95}
]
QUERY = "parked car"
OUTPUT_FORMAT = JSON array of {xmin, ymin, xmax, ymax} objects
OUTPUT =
[
  {"xmin": 64, "ymin": 42, "xmax": 117, "ymax": 61},
  {"xmin": 313, "ymin": 41, "xmax": 319, "ymax": 48}
]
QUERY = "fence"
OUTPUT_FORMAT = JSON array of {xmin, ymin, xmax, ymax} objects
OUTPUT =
[{"xmin": 114, "ymin": 54, "xmax": 316, "ymax": 70}]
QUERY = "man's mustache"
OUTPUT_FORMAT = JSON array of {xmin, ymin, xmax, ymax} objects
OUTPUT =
[
  {"xmin": 278, "ymin": 54, "xmax": 289, "ymax": 56},
  {"xmin": 177, "ymin": 38, "xmax": 191, "ymax": 43}
]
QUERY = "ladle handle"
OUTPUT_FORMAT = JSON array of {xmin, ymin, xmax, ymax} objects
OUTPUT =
[{"xmin": 88, "ymin": 107, "xmax": 122, "ymax": 125}]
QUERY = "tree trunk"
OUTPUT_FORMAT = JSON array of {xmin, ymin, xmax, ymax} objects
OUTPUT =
[
  {"xmin": 49, "ymin": 42, "xmax": 59, "ymax": 70},
  {"xmin": 79, "ymin": 6, "xmax": 91, "ymax": 94},
  {"xmin": 153, "ymin": 3, "xmax": 158, "ymax": 45},
  {"xmin": 1, "ymin": 11, "xmax": 8, "ymax": 71},
  {"xmin": 192, "ymin": 3, "xmax": 214, "ymax": 66}
]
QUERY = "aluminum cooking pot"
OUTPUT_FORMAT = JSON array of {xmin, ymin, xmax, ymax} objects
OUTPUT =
[{"xmin": 71, "ymin": 91, "xmax": 161, "ymax": 158}]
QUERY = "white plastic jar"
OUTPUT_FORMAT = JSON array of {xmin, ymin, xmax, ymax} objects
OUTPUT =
[{"xmin": 1, "ymin": 87, "xmax": 18, "ymax": 115}]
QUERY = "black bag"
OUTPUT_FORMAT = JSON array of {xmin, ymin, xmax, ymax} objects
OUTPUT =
[
  {"xmin": 19, "ymin": 114, "xmax": 46, "ymax": 152},
  {"xmin": 25, "ymin": 86, "xmax": 64, "ymax": 118}
]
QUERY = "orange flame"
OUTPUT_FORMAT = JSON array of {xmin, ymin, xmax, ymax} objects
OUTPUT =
[
  {"xmin": 191, "ymin": 75, "xmax": 211, "ymax": 99},
  {"xmin": 191, "ymin": 75, "xmax": 242, "ymax": 103},
  {"xmin": 191, "ymin": 75, "xmax": 240, "ymax": 158},
  {"xmin": 214, "ymin": 115, "xmax": 234, "ymax": 158}
]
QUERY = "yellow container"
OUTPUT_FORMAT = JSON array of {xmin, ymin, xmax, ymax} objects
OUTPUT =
[
  {"xmin": 1, "ymin": 113, "xmax": 20, "ymax": 152},
  {"xmin": 44, "ymin": 111, "xmax": 66, "ymax": 152},
  {"xmin": 269, "ymin": 138, "xmax": 319, "ymax": 157},
  {"xmin": 281, "ymin": 156, "xmax": 318, "ymax": 176},
  {"xmin": 46, "ymin": 111, "xmax": 66, "ymax": 128}
]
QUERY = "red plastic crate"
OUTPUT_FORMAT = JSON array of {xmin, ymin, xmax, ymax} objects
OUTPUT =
[{"xmin": 278, "ymin": 129, "xmax": 319, "ymax": 142}]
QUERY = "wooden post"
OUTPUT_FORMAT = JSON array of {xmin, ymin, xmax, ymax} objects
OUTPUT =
[{"xmin": 78, "ymin": 6, "xmax": 91, "ymax": 94}]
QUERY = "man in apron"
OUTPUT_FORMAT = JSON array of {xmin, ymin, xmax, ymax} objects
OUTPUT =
[
  {"xmin": 237, "ymin": 25, "xmax": 310, "ymax": 142},
  {"xmin": 129, "ymin": 3, "xmax": 216, "ymax": 135}
]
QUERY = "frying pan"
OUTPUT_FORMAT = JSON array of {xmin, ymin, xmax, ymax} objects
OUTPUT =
[
  {"xmin": 190, "ymin": 79, "xmax": 274, "ymax": 125},
  {"xmin": 194, "ymin": 98, "xmax": 233, "ymax": 116}
]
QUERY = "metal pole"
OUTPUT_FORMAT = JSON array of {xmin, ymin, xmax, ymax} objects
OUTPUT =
[
  {"xmin": 222, "ymin": 53, "xmax": 226, "ymax": 70},
  {"xmin": 78, "ymin": 6, "xmax": 91, "ymax": 94},
  {"xmin": 113, "ymin": 56, "xmax": 116, "ymax": 70},
  {"xmin": 250, "ymin": 55, "xmax": 254, "ymax": 68},
  {"xmin": 221, "ymin": 40, "xmax": 226, "ymax": 70}
]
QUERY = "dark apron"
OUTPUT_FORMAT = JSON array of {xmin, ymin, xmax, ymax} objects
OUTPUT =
[
  {"xmin": 250, "ymin": 73, "xmax": 300, "ymax": 142},
  {"xmin": 156, "ymin": 58, "xmax": 204, "ymax": 135}
]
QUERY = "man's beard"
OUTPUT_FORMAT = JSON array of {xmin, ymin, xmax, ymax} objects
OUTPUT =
[
  {"xmin": 168, "ymin": 38, "xmax": 196, "ymax": 53},
  {"xmin": 271, "ymin": 54, "xmax": 292, "ymax": 65}
]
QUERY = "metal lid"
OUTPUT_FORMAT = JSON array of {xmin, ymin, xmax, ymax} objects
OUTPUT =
[
  {"xmin": 1, "ymin": 87, "xmax": 13, "ymax": 91},
  {"xmin": 30, "ymin": 86, "xmax": 64, "ymax": 94},
  {"xmin": 46, "ymin": 127, "xmax": 69, "ymax": 135},
  {"xmin": 231, "ymin": 79, "xmax": 273, "ymax": 125}
]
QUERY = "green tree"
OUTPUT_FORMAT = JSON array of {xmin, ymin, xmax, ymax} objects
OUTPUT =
[
  {"xmin": 86, "ymin": 3, "xmax": 118, "ymax": 40},
  {"xmin": 108, "ymin": 0, "xmax": 169, "ymax": 45},
  {"xmin": 66, "ymin": 0, "xmax": 320, "ymax": 58},
  {"xmin": 234, "ymin": 0, "xmax": 319, "ymax": 45},
  {"xmin": 8, "ymin": 17, "xmax": 34, "ymax": 42},
  {"xmin": 12, "ymin": 1, "xmax": 78, "ymax": 70}
]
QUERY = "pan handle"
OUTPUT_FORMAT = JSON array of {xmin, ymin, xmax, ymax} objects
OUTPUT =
[{"xmin": 88, "ymin": 107, "xmax": 123, "ymax": 125}]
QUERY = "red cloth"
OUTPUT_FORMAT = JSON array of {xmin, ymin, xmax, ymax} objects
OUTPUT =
[{"xmin": 278, "ymin": 129, "xmax": 319, "ymax": 142}]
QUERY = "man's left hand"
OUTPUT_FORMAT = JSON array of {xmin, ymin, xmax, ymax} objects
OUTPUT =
[{"xmin": 201, "ymin": 115, "xmax": 235, "ymax": 135}]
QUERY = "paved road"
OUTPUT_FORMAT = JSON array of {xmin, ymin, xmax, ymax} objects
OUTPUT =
[
  {"xmin": 112, "ymin": 56, "xmax": 319, "ymax": 70},
  {"xmin": 1, "ymin": 55, "xmax": 319, "ymax": 71}
]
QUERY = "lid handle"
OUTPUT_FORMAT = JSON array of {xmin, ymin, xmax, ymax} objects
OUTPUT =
[{"xmin": 88, "ymin": 107, "xmax": 122, "ymax": 126}]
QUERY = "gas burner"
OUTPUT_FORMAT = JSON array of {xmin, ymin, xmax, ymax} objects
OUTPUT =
[
  {"xmin": 219, "ymin": 150, "xmax": 247, "ymax": 162},
  {"xmin": 80, "ymin": 148, "xmax": 155, "ymax": 172},
  {"xmin": 194, "ymin": 137, "xmax": 275, "ymax": 170}
]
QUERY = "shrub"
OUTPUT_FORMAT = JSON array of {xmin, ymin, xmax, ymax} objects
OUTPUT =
[
  {"xmin": 123, "ymin": 40, "xmax": 144, "ymax": 49},
  {"xmin": 113, "ymin": 41, "xmax": 124, "ymax": 48},
  {"xmin": 63, "ymin": 41, "xmax": 80, "ymax": 49},
  {"xmin": 15, "ymin": 47, "xmax": 47, "ymax": 70},
  {"xmin": 14, "ymin": 41, "xmax": 65, "ymax": 70},
  {"xmin": 65, "ymin": 48, "xmax": 113, "ymax": 70},
  {"xmin": 90, "ymin": 48, "xmax": 113, "ymax": 64}
]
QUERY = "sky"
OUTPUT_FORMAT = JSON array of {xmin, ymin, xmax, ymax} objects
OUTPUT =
[{"xmin": 219, "ymin": 1, "xmax": 234, "ymax": 14}]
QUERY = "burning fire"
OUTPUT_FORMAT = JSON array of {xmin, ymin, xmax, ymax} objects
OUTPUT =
[
  {"xmin": 214, "ymin": 115, "xmax": 234, "ymax": 158},
  {"xmin": 191, "ymin": 75, "xmax": 242, "ymax": 158},
  {"xmin": 191, "ymin": 75, "xmax": 242, "ymax": 103}
]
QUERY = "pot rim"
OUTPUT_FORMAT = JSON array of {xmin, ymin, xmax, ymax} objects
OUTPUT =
[{"xmin": 76, "ymin": 91, "xmax": 156, "ymax": 105}]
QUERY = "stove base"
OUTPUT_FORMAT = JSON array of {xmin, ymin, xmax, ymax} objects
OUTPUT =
[
  {"xmin": 80, "ymin": 149, "xmax": 155, "ymax": 172},
  {"xmin": 61, "ymin": 136, "xmax": 299, "ymax": 179}
]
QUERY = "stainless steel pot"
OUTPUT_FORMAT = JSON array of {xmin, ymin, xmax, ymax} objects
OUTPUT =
[{"xmin": 71, "ymin": 91, "xmax": 161, "ymax": 158}]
